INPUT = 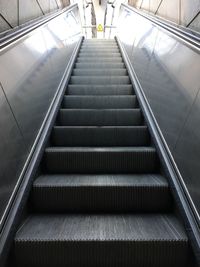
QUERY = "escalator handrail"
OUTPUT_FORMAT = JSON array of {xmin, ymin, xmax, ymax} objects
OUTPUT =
[
  {"xmin": 0, "ymin": 3, "xmax": 78, "ymax": 50},
  {"xmin": 121, "ymin": 4, "xmax": 200, "ymax": 51}
]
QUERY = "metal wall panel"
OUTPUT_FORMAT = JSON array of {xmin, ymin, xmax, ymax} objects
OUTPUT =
[
  {"xmin": 0, "ymin": 0, "xmax": 18, "ymax": 28},
  {"xmin": 181, "ymin": 0, "xmax": 200, "ymax": 27},
  {"xmin": 117, "ymin": 5, "xmax": 200, "ymax": 219},
  {"xmin": 149, "ymin": 0, "xmax": 162, "ymax": 14},
  {"xmin": 0, "ymin": 5, "xmax": 81, "ymax": 227},
  {"xmin": 190, "ymin": 13, "xmax": 200, "ymax": 32},
  {"xmin": 135, "ymin": 0, "xmax": 143, "ymax": 8},
  {"xmin": 0, "ymin": 0, "xmax": 70, "ymax": 34},
  {"xmin": 141, "ymin": 0, "xmax": 150, "ymax": 12},
  {"xmin": 156, "ymin": 0, "xmax": 179, "ymax": 23},
  {"xmin": 128, "ymin": 0, "xmax": 200, "ymax": 32},
  {"xmin": 50, "ymin": 0, "xmax": 58, "ymax": 11},
  {"xmin": 38, "ymin": 0, "xmax": 52, "ymax": 14},
  {"xmin": 19, "ymin": 0, "xmax": 43, "ymax": 24},
  {"xmin": 0, "ymin": 84, "xmax": 26, "ymax": 224},
  {"xmin": 0, "ymin": 17, "xmax": 10, "ymax": 32}
]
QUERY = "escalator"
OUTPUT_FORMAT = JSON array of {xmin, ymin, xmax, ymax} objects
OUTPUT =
[{"xmin": 14, "ymin": 39, "xmax": 193, "ymax": 266}]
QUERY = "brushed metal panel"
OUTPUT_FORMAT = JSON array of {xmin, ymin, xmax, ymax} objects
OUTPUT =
[
  {"xmin": 0, "ymin": 30, "xmax": 52, "ymax": 147},
  {"xmin": 50, "ymin": 0, "xmax": 58, "ymax": 11},
  {"xmin": 135, "ymin": 0, "xmax": 143, "ymax": 8},
  {"xmin": 149, "ymin": 0, "xmax": 163, "ymax": 14},
  {"xmin": 189, "ymin": 13, "xmax": 200, "ymax": 32},
  {"xmin": 157, "ymin": 0, "xmax": 179, "ymax": 23},
  {"xmin": 0, "ymin": 6, "xmax": 81, "ymax": 225},
  {"xmin": 141, "ymin": 0, "xmax": 150, "ymax": 12},
  {"xmin": 118, "ymin": 5, "xmax": 200, "ymax": 217},
  {"xmin": 0, "ymin": 84, "xmax": 26, "ymax": 222},
  {"xmin": 174, "ymin": 89, "xmax": 200, "ymax": 213},
  {"xmin": 181, "ymin": 0, "xmax": 200, "ymax": 27},
  {"xmin": 0, "ymin": 0, "xmax": 18, "ymax": 28},
  {"xmin": 37, "ymin": 0, "xmax": 51, "ymax": 14},
  {"xmin": 0, "ymin": 16, "xmax": 11, "ymax": 33},
  {"xmin": 19, "ymin": 0, "xmax": 43, "ymax": 24}
]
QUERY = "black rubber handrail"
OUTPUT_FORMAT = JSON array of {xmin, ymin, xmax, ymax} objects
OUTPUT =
[
  {"xmin": 0, "ymin": 3, "xmax": 78, "ymax": 50},
  {"xmin": 121, "ymin": 4, "xmax": 200, "ymax": 51}
]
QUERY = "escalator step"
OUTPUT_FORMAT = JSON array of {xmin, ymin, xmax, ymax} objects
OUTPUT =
[
  {"xmin": 51, "ymin": 126, "xmax": 149, "ymax": 146},
  {"xmin": 81, "ymin": 44, "xmax": 119, "ymax": 51},
  {"xmin": 15, "ymin": 214, "xmax": 188, "ymax": 267},
  {"xmin": 79, "ymin": 48, "xmax": 120, "ymax": 52},
  {"xmin": 78, "ymin": 55, "xmax": 122, "ymax": 60},
  {"xmin": 62, "ymin": 96, "xmax": 137, "ymax": 109},
  {"xmin": 70, "ymin": 76, "xmax": 130, "ymax": 85},
  {"xmin": 72, "ymin": 69, "xmax": 127, "ymax": 76},
  {"xmin": 78, "ymin": 52, "xmax": 121, "ymax": 57},
  {"xmin": 76, "ymin": 57, "xmax": 123, "ymax": 63},
  {"xmin": 32, "ymin": 174, "xmax": 172, "ymax": 212},
  {"xmin": 75, "ymin": 62, "xmax": 125, "ymax": 69},
  {"xmin": 44, "ymin": 146, "xmax": 158, "ymax": 173},
  {"xmin": 67, "ymin": 84, "xmax": 133, "ymax": 95},
  {"xmin": 83, "ymin": 39, "xmax": 117, "ymax": 45},
  {"xmin": 58, "ymin": 109, "xmax": 143, "ymax": 126}
]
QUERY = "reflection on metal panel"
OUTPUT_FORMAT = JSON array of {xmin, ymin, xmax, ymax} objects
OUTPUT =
[
  {"xmin": 117, "ymin": 5, "xmax": 200, "ymax": 218},
  {"xmin": 0, "ymin": 84, "xmax": 26, "ymax": 224},
  {"xmin": 0, "ymin": 5, "xmax": 81, "ymax": 226}
]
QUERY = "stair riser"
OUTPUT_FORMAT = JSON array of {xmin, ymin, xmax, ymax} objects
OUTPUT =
[
  {"xmin": 67, "ymin": 88, "xmax": 133, "ymax": 95},
  {"xmin": 78, "ymin": 53, "xmax": 121, "ymax": 57},
  {"xmin": 52, "ymin": 127, "xmax": 149, "ymax": 146},
  {"xmin": 78, "ymin": 55, "xmax": 122, "ymax": 60},
  {"xmin": 62, "ymin": 96, "xmax": 137, "ymax": 109},
  {"xmin": 32, "ymin": 186, "xmax": 172, "ymax": 212},
  {"xmin": 81, "ymin": 45, "xmax": 118, "ymax": 49},
  {"xmin": 79, "ymin": 49, "xmax": 120, "ymax": 53},
  {"xmin": 70, "ymin": 76, "xmax": 131, "ymax": 85},
  {"xmin": 58, "ymin": 109, "xmax": 143, "ymax": 126},
  {"xmin": 76, "ymin": 58, "xmax": 123, "ymax": 63},
  {"xmin": 75, "ymin": 63, "xmax": 125, "ymax": 69},
  {"xmin": 44, "ymin": 150, "xmax": 158, "ymax": 173},
  {"xmin": 72, "ymin": 69, "xmax": 127, "ymax": 76},
  {"xmin": 66, "ymin": 85, "xmax": 134, "ymax": 95},
  {"xmin": 15, "ymin": 241, "xmax": 189, "ymax": 267}
]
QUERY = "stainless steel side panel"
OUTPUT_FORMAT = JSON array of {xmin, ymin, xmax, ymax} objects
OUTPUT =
[
  {"xmin": 0, "ymin": 5, "xmax": 81, "ymax": 226},
  {"xmin": 117, "ymin": 6, "xmax": 200, "ymax": 219}
]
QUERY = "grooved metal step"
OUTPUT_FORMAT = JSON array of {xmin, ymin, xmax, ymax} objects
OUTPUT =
[
  {"xmin": 62, "ymin": 96, "xmax": 137, "ymax": 109},
  {"xmin": 15, "ymin": 214, "xmax": 188, "ymax": 267},
  {"xmin": 78, "ymin": 55, "xmax": 122, "ymax": 60},
  {"xmin": 44, "ymin": 147, "xmax": 158, "ymax": 173},
  {"xmin": 81, "ymin": 46, "xmax": 119, "ymax": 50},
  {"xmin": 78, "ymin": 52, "xmax": 121, "ymax": 57},
  {"xmin": 70, "ymin": 76, "xmax": 130, "ymax": 85},
  {"xmin": 67, "ymin": 85, "xmax": 134, "ymax": 95},
  {"xmin": 79, "ymin": 48, "xmax": 120, "ymax": 52},
  {"xmin": 58, "ymin": 109, "xmax": 143, "ymax": 126},
  {"xmin": 32, "ymin": 174, "xmax": 172, "ymax": 212},
  {"xmin": 52, "ymin": 126, "xmax": 149, "ymax": 146},
  {"xmin": 76, "ymin": 57, "xmax": 123, "ymax": 63},
  {"xmin": 72, "ymin": 69, "xmax": 127, "ymax": 76},
  {"xmin": 75, "ymin": 62, "xmax": 125, "ymax": 69}
]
